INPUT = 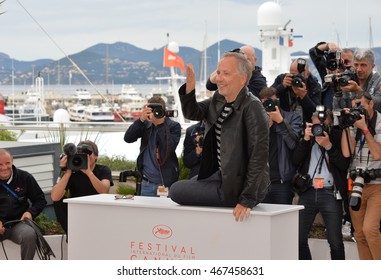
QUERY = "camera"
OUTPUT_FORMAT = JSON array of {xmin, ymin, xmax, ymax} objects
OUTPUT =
[
  {"xmin": 311, "ymin": 105, "xmax": 330, "ymax": 136},
  {"xmin": 148, "ymin": 103, "xmax": 178, "ymax": 119},
  {"xmin": 338, "ymin": 105, "xmax": 366, "ymax": 128},
  {"xmin": 291, "ymin": 73, "xmax": 306, "ymax": 88},
  {"xmin": 291, "ymin": 173, "xmax": 312, "ymax": 195},
  {"xmin": 324, "ymin": 49, "xmax": 343, "ymax": 71},
  {"xmin": 349, "ymin": 167, "xmax": 381, "ymax": 183},
  {"xmin": 337, "ymin": 67, "xmax": 358, "ymax": 87},
  {"xmin": 119, "ymin": 170, "xmax": 142, "ymax": 196},
  {"xmin": 263, "ymin": 98, "xmax": 279, "ymax": 112},
  {"xmin": 349, "ymin": 175, "xmax": 365, "ymax": 211},
  {"xmin": 191, "ymin": 125, "xmax": 205, "ymax": 148},
  {"xmin": 119, "ymin": 170, "xmax": 142, "ymax": 182},
  {"xmin": 63, "ymin": 143, "xmax": 93, "ymax": 171}
]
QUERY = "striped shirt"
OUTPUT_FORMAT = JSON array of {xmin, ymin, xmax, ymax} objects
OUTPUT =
[
  {"xmin": 215, "ymin": 103, "xmax": 233, "ymax": 168},
  {"xmin": 350, "ymin": 110, "xmax": 381, "ymax": 183}
]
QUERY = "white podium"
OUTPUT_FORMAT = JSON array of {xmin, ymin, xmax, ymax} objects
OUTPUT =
[{"xmin": 65, "ymin": 194, "xmax": 303, "ymax": 260}]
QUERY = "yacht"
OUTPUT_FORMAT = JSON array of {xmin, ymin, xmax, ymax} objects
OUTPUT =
[
  {"xmin": 82, "ymin": 105, "xmax": 115, "ymax": 122},
  {"xmin": 115, "ymin": 84, "xmax": 146, "ymax": 121}
]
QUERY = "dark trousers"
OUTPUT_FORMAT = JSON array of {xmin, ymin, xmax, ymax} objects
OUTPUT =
[
  {"xmin": 262, "ymin": 181, "xmax": 294, "ymax": 204},
  {"xmin": 1, "ymin": 221, "xmax": 37, "ymax": 260},
  {"xmin": 169, "ymin": 170, "xmax": 237, "ymax": 207},
  {"xmin": 298, "ymin": 187, "xmax": 345, "ymax": 260}
]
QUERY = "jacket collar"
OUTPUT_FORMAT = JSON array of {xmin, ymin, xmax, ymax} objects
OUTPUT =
[{"xmin": 215, "ymin": 86, "xmax": 250, "ymax": 111}]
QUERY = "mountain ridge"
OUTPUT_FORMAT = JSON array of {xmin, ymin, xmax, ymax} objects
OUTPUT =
[{"xmin": 0, "ymin": 40, "xmax": 380, "ymax": 86}]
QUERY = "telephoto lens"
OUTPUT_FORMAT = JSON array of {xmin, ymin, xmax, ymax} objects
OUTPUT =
[{"xmin": 349, "ymin": 176, "xmax": 364, "ymax": 211}]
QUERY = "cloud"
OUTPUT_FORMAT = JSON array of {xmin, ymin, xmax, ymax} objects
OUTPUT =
[{"xmin": 1, "ymin": 0, "xmax": 380, "ymax": 61}]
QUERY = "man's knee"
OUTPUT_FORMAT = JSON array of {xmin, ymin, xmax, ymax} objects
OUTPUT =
[{"xmin": 20, "ymin": 226, "xmax": 37, "ymax": 244}]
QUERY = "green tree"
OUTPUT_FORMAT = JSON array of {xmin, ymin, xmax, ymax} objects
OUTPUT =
[{"xmin": 0, "ymin": 128, "xmax": 17, "ymax": 141}]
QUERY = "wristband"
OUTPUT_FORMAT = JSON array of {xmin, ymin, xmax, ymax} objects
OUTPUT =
[{"xmin": 362, "ymin": 129, "xmax": 369, "ymax": 135}]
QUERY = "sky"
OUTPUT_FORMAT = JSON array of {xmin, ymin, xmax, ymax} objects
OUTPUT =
[{"xmin": 1, "ymin": 0, "xmax": 380, "ymax": 61}]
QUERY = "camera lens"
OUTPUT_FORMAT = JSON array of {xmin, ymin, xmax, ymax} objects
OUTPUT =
[
  {"xmin": 151, "ymin": 107, "xmax": 165, "ymax": 118},
  {"xmin": 72, "ymin": 155, "xmax": 83, "ymax": 167},
  {"xmin": 263, "ymin": 99, "xmax": 276, "ymax": 112},
  {"xmin": 339, "ymin": 76, "xmax": 350, "ymax": 87},
  {"xmin": 311, "ymin": 124, "xmax": 324, "ymax": 136}
]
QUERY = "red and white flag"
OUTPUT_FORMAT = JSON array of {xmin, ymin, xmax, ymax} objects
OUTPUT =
[{"xmin": 163, "ymin": 48, "xmax": 185, "ymax": 72}]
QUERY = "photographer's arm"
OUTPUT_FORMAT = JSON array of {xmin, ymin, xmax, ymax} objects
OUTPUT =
[
  {"xmin": 83, "ymin": 170, "xmax": 111, "ymax": 194},
  {"xmin": 51, "ymin": 169, "xmax": 72, "ymax": 201},
  {"xmin": 363, "ymin": 130, "xmax": 381, "ymax": 160},
  {"xmin": 353, "ymin": 115, "xmax": 381, "ymax": 160}
]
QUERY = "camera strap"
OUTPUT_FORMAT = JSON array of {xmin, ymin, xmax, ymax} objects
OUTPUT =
[
  {"xmin": 311, "ymin": 148, "xmax": 326, "ymax": 180},
  {"xmin": 1, "ymin": 175, "xmax": 21, "ymax": 201}
]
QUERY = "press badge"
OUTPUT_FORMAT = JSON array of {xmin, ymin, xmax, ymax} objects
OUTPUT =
[{"xmin": 313, "ymin": 178, "xmax": 324, "ymax": 189}]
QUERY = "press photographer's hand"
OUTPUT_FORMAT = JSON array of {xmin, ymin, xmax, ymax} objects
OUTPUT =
[
  {"xmin": 353, "ymin": 114, "xmax": 367, "ymax": 130},
  {"xmin": 292, "ymin": 82, "xmax": 307, "ymax": 98},
  {"xmin": 341, "ymin": 80, "xmax": 362, "ymax": 93},
  {"xmin": 140, "ymin": 104, "xmax": 152, "ymax": 122},
  {"xmin": 315, "ymin": 131, "xmax": 331, "ymax": 148},
  {"xmin": 59, "ymin": 155, "xmax": 68, "ymax": 169},
  {"xmin": 304, "ymin": 123, "xmax": 313, "ymax": 141},
  {"xmin": 282, "ymin": 73, "xmax": 293, "ymax": 88},
  {"xmin": 268, "ymin": 106, "xmax": 283, "ymax": 124}
]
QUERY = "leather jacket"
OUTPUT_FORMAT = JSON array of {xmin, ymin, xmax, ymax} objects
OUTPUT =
[{"xmin": 179, "ymin": 84, "xmax": 270, "ymax": 208}]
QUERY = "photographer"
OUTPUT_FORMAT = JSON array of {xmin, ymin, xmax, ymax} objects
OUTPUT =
[
  {"xmin": 340, "ymin": 91, "xmax": 381, "ymax": 260},
  {"xmin": 259, "ymin": 87, "xmax": 303, "ymax": 204},
  {"xmin": 183, "ymin": 120, "xmax": 204, "ymax": 179},
  {"xmin": 51, "ymin": 140, "xmax": 113, "ymax": 234},
  {"xmin": 270, "ymin": 58, "xmax": 321, "ymax": 123},
  {"xmin": 340, "ymin": 48, "xmax": 381, "ymax": 112},
  {"xmin": 293, "ymin": 107, "xmax": 349, "ymax": 260},
  {"xmin": 124, "ymin": 96, "xmax": 181, "ymax": 196},
  {"xmin": 309, "ymin": 42, "xmax": 354, "ymax": 110}
]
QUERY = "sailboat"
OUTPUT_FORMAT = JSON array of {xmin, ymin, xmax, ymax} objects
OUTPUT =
[{"xmin": 4, "ymin": 72, "xmax": 50, "ymax": 123}]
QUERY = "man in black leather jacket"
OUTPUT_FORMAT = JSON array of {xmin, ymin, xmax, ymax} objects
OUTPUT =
[
  {"xmin": 206, "ymin": 45, "xmax": 267, "ymax": 98},
  {"xmin": 170, "ymin": 52, "xmax": 270, "ymax": 222}
]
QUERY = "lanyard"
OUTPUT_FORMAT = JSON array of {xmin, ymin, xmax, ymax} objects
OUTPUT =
[
  {"xmin": 1, "ymin": 182, "xmax": 21, "ymax": 200},
  {"xmin": 0, "ymin": 173, "xmax": 21, "ymax": 200}
]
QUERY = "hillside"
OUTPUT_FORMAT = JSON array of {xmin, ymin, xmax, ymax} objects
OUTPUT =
[{"xmin": 0, "ymin": 40, "xmax": 380, "ymax": 86}]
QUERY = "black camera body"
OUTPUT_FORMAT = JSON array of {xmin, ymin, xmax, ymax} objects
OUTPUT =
[
  {"xmin": 337, "ymin": 68, "xmax": 358, "ymax": 87},
  {"xmin": 312, "ymin": 123, "xmax": 330, "ymax": 137},
  {"xmin": 119, "ymin": 170, "xmax": 142, "ymax": 196},
  {"xmin": 324, "ymin": 49, "xmax": 343, "ymax": 71},
  {"xmin": 148, "ymin": 103, "xmax": 178, "ymax": 119},
  {"xmin": 291, "ymin": 173, "xmax": 312, "ymax": 195},
  {"xmin": 63, "ymin": 143, "xmax": 93, "ymax": 171},
  {"xmin": 349, "ymin": 167, "xmax": 381, "ymax": 183},
  {"xmin": 191, "ymin": 125, "xmax": 205, "ymax": 148},
  {"xmin": 338, "ymin": 105, "xmax": 366, "ymax": 128},
  {"xmin": 263, "ymin": 98, "xmax": 279, "ymax": 112},
  {"xmin": 291, "ymin": 73, "xmax": 306, "ymax": 88},
  {"xmin": 312, "ymin": 105, "xmax": 330, "ymax": 136},
  {"xmin": 119, "ymin": 170, "xmax": 142, "ymax": 182}
]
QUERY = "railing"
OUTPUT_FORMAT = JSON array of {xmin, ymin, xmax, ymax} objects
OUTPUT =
[
  {"xmin": 0, "ymin": 120, "xmax": 134, "ymax": 133},
  {"xmin": 0, "ymin": 119, "xmax": 193, "ymax": 133}
]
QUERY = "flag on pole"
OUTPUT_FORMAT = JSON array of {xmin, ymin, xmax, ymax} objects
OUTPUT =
[{"xmin": 163, "ymin": 48, "xmax": 185, "ymax": 72}]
